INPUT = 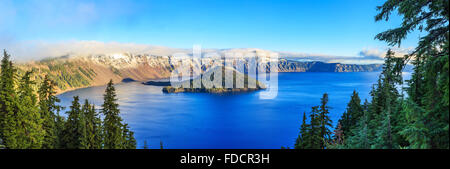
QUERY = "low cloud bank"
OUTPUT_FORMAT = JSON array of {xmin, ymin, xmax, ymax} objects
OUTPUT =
[
  {"xmin": 1, "ymin": 40, "xmax": 190, "ymax": 62},
  {"xmin": 280, "ymin": 47, "xmax": 413, "ymax": 64},
  {"xmin": 1, "ymin": 40, "xmax": 413, "ymax": 64},
  {"xmin": 358, "ymin": 47, "xmax": 413, "ymax": 59}
]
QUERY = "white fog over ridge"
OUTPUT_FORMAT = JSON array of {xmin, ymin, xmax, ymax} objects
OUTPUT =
[{"xmin": 3, "ymin": 40, "xmax": 413, "ymax": 65}]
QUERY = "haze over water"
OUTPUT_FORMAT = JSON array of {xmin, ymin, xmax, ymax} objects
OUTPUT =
[{"xmin": 57, "ymin": 72, "xmax": 410, "ymax": 149}]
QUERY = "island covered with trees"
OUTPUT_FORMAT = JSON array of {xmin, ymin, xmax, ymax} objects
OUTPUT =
[{"xmin": 162, "ymin": 66, "xmax": 266, "ymax": 94}]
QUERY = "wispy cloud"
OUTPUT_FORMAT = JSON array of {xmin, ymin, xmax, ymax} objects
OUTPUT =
[
  {"xmin": 2, "ymin": 40, "xmax": 415, "ymax": 64},
  {"xmin": 280, "ymin": 47, "xmax": 413, "ymax": 64},
  {"xmin": 3, "ymin": 40, "xmax": 191, "ymax": 61},
  {"xmin": 358, "ymin": 47, "xmax": 413, "ymax": 59}
]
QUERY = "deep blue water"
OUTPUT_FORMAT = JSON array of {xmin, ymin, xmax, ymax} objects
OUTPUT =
[{"xmin": 57, "ymin": 72, "xmax": 409, "ymax": 149}]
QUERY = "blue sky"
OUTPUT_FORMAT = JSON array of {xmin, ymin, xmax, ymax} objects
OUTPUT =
[{"xmin": 0, "ymin": 0, "xmax": 423, "ymax": 61}]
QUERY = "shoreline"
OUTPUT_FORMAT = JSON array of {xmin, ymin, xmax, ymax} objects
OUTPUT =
[
  {"xmin": 55, "ymin": 77, "xmax": 163, "ymax": 95},
  {"xmin": 56, "ymin": 71, "xmax": 383, "ymax": 95}
]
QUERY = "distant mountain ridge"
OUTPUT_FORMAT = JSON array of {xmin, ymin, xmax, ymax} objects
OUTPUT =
[
  {"xmin": 15, "ymin": 53, "xmax": 383, "ymax": 94},
  {"xmin": 277, "ymin": 59, "xmax": 383, "ymax": 72}
]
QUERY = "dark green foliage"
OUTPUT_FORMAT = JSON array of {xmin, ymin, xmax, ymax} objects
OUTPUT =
[
  {"xmin": 16, "ymin": 71, "xmax": 45, "ymax": 148},
  {"xmin": 55, "ymin": 111, "xmax": 66, "ymax": 149},
  {"xmin": 162, "ymin": 66, "xmax": 266, "ymax": 94},
  {"xmin": 0, "ymin": 51, "xmax": 136, "ymax": 149},
  {"xmin": 0, "ymin": 51, "xmax": 45, "ymax": 149},
  {"xmin": 62, "ymin": 96, "xmax": 87, "ymax": 149},
  {"xmin": 0, "ymin": 50, "xmax": 19, "ymax": 148},
  {"xmin": 348, "ymin": 99, "xmax": 370, "ymax": 149},
  {"xmin": 122, "ymin": 123, "xmax": 137, "ymax": 149},
  {"xmin": 331, "ymin": 0, "xmax": 449, "ymax": 149},
  {"xmin": 39, "ymin": 75, "xmax": 62, "ymax": 149},
  {"xmin": 308, "ymin": 106, "xmax": 321, "ymax": 149},
  {"xmin": 83, "ymin": 100, "xmax": 103, "ymax": 149},
  {"xmin": 295, "ymin": 112, "xmax": 310, "ymax": 149},
  {"xmin": 102, "ymin": 80, "xmax": 122, "ymax": 149},
  {"xmin": 332, "ymin": 47, "xmax": 447, "ymax": 149},
  {"xmin": 332, "ymin": 122, "xmax": 344, "ymax": 147},
  {"xmin": 333, "ymin": 50, "xmax": 409, "ymax": 149},
  {"xmin": 295, "ymin": 94, "xmax": 333, "ymax": 149},
  {"xmin": 90, "ymin": 104, "xmax": 103, "ymax": 149},
  {"xmin": 338, "ymin": 90, "xmax": 363, "ymax": 138},
  {"xmin": 102, "ymin": 80, "xmax": 136, "ymax": 149},
  {"xmin": 400, "ymin": 43, "xmax": 449, "ymax": 149},
  {"xmin": 318, "ymin": 93, "xmax": 333, "ymax": 148},
  {"xmin": 375, "ymin": 0, "xmax": 448, "ymax": 55}
]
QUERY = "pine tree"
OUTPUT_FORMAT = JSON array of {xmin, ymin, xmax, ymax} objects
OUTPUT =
[
  {"xmin": 398, "ymin": 99, "xmax": 430, "ymax": 148},
  {"xmin": 102, "ymin": 80, "xmax": 124, "ymax": 149},
  {"xmin": 81, "ymin": 100, "xmax": 103, "ymax": 149},
  {"xmin": 91, "ymin": 104, "xmax": 103, "ymax": 149},
  {"xmin": 38, "ymin": 75, "xmax": 62, "ymax": 149},
  {"xmin": 295, "ymin": 112, "xmax": 309, "ymax": 149},
  {"xmin": 374, "ymin": 110, "xmax": 393, "ymax": 149},
  {"xmin": 55, "ymin": 111, "xmax": 66, "ymax": 149},
  {"xmin": 348, "ymin": 107, "xmax": 370, "ymax": 149},
  {"xmin": 337, "ymin": 91, "xmax": 363, "ymax": 142},
  {"xmin": 374, "ymin": 50, "xmax": 402, "ymax": 149},
  {"xmin": 333, "ymin": 122, "xmax": 344, "ymax": 145},
  {"xmin": 0, "ymin": 50, "xmax": 19, "ymax": 148},
  {"xmin": 0, "ymin": 51, "xmax": 137, "ymax": 149},
  {"xmin": 337, "ymin": 111, "xmax": 350, "ymax": 141},
  {"xmin": 295, "ymin": 94, "xmax": 334, "ymax": 149},
  {"xmin": 375, "ymin": 0, "xmax": 449, "ymax": 149},
  {"xmin": 348, "ymin": 91, "xmax": 363, "ymax": 130},
  {"xmin": 15, "ymin": 71, "xmax": 45, "ymax": 149},
  {"xmin": 318, "ymin": 93, "xmax": 333, "ymax": 149},
  {"xmin": 122, "ymin": 123, "xmax": 136, "ymax": 149},
  {"xmin": 333, "ymin": 50, "xmax": 405, "ymax": 149},
  {"xmin": 308, "ymin": 106, "xmax": 321, "ymax": 149},
  {"xmin": 62, "ymin": 96, "xmax": 87, "ymax": 149},
  {"xmin": 129, "ymin": 131, "xmax": 137, "ymax": 149},
  {"xmin": 366, "ymin": 84, "xmax": 382, "ymax": 147}
]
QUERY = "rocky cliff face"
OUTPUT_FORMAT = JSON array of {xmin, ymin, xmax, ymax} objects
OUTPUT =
[
  {"xmin": 277, "ymin": 59, "xmax": 383, "ymax": 72},
  {"xmin": 17, "ymin": 54, "xmax": 382, "ymax": 94}
]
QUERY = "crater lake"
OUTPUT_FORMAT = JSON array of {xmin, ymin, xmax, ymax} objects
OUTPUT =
[{"xmin": 57, "ymin": 72, "xmax": 410, "ymax": 149}]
